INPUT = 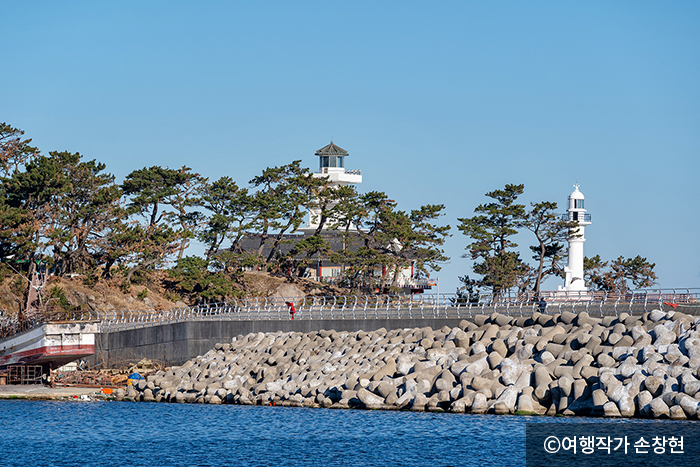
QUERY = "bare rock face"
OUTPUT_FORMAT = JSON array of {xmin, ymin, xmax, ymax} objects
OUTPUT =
[{"xmin": 272, "ymin": 283, "xmax": 305, "ymax": 299}]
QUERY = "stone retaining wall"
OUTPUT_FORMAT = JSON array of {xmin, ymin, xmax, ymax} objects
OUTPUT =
[{"xmin": 121, "ymin": 308, "xmax": 700, "ymax": 419}]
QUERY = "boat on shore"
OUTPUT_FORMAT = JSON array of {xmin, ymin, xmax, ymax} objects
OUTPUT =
[{"xmin": 0, "ymin": 321, "xmax": 98, "ymax": 373}]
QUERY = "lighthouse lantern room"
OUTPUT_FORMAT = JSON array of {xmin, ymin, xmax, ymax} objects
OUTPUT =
[
  {"xmin": 298, "ymin": 141, "xmax": 362, "ymax": 233},
  {"xmin": 562, "ymin": 184, "xmax": 592, "ymax": 292}
]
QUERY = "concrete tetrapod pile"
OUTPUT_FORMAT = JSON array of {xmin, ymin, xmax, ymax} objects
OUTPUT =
[{"xmin": 125, "ymin": 308, "xmax": 700, "ymax": 419}]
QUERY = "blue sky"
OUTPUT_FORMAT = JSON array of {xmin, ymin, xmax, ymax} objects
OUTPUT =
[{"xmin": 3, "ymin": 1, "xmax": 699, "ymax": 294}]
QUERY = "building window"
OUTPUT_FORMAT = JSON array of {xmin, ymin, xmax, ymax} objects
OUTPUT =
[
  {"xmin": 575, "ymin": 199, "xmax": 584, "ymax": 209},
  {"xmin": 322, "ymin": 267, "xmax": 340, "ymax": 277},
  {"xmin": 337, "ymin": 156, "xmax": 344, "ymax": 168},
  {"xmin": 321, "ymin": 156, "xmax": 330, "ymax": 168}
]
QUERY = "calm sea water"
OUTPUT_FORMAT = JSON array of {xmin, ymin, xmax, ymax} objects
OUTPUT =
[{"xmin": 0, "ymin": 400, "xmax": 691, "ymax": 467}]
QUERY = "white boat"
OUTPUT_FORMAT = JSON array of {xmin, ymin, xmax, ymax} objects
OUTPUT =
[{"xmin": 0, "ymin": 321, "xmax": 98, "ymax": 371}]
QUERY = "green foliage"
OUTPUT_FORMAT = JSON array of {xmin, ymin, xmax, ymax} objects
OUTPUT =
[
  {"xmin": 198, "ymin": 176, "xmax": 253, "ymax": 259},
  {"xmin": 129, "ymin": 268, "xmax": 149, "ymax": 285},
  {"xmin": 122, "ymin": 165, "xmax": 198, "ymax": 227},
  {"xmin": 457, "ymin": 185, "xmax": 656, "ymax": 297},
  {"xmin": 0, "ymin": 125, "xmax": 40, "ymax": 261},
  {"xmin": 0, "ymin": 203, "xmax": 36, "ymax": 261},
  {"xmin": 1, "ymin": 147, "xmax": 124, "ymax": 279},
  {"xmin": 283, "ymin": 235, "xmax": 332, "ymax": 277},
  {"xmin": 0, "ymin": 263, "xmax": 12, "ymax": 283},
  {"xmin": 524, "ymin": 201, "xmax": 575, "ymax": 293},
  {"xmin": 169, "ymin": 256, "xmax": 243, "ymax": 303},
  {"xmin": 309, "ymin": 184, "xmax": 358, "ymax": 234},
  {"xmin": 47, "ymin": 151, "xmax": 122, "ymax": 276},
  {"xmin": 120, "ymin": 165, "xmax": 203, "ymax": 278},
  {"xmin": 248, "ymin": 161, "xmax": 319, "ymax": 264},
  {"xmin": 137, "ymin": 288, "xmax": 149, "ymax": 300},
  {"xmin": 46, "ymin": 285, "xmax": 70, "ymax": 311},
  {"xmin": 0, "ymin": 122, "xmax": 473, "ymax": 302},
  {"xmin": 458, "ymin": 184, "xmax": 526, "ymax": 296},
  {"xmin": 584, "ymin": 254, "xmax": 657, "ymax": 292},
  {"xmin": 339, "ymin": 192, "xmax": 396, "ymax": 289},
  {"xmin": 374, "ymin": 203, "xmax": 451, "ymax": 289},
  {"xmin": 10, "ymin": 276, "xmax": 25, "ymax": 297},
  {"xmin": 453, "ymin": 275, "xmax": 481, "ymax": 304},
  {"xmin": 82, "ymin": 268, "xmax": 98, "ymax": 288},
  {"xmin": 318, "ymin": 192, "xmax": 450, "ymax": 291},
  {"xmin": 163, "ymin": 290, "xmax": 181, "ymax": 302},
  {"xmin": 290, "ymin": 235, "xmax": 331, "ymax": 260},
  {"xmin": 0, "ymin": 122, "xmax": 38, "ymax": 177}
]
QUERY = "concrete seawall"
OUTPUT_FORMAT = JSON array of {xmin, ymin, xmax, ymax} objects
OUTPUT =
[
  {"xmin": 92, "ymin": 318, "xmax": 466, "ymax": 367},
  {"xmin": 91, "ymin": 304, "xmax": 700, "ymax": 368},
  {"xmin": 121, "ymin": 308, "xmax": 700, "ymax": 419}
]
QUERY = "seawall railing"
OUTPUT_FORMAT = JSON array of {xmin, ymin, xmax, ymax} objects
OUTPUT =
[
  {"xmin": 97, "ymin": 288, "xmax": 700, "ymax": 333},
  {"xmin": 0, "ymin": 309, "xmax": 99, "ymax": 339},
  {"xmin": 2, "ymin": 289, "xmax": 697, "ymax": 338}
]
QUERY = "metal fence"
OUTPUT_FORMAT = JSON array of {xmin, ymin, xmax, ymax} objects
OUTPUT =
[
  {"xmin": 97, "ymin": 288, "xmax": 700, "ymax": 332},
  {"xmin": 0, "ymin": 309, "xmax": 99, "ymax": 339},
  {"xmin": 1, "ymin": 290, "xmax": 697, "ymax": 337}
]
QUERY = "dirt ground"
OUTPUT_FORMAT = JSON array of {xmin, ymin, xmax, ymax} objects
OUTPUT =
[{"xmin": 0, "ymin": 270, "xmax": 347, "ymax": 317}]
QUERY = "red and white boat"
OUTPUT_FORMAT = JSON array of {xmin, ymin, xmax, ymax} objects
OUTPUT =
[{"xmin": 0, "ymin": 321, "xmax": 98, "ymax": 370}]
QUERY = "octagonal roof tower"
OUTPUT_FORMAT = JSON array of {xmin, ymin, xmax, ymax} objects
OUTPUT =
[
  {"xmin": 298, "ymin": 141, "xmax": 362, "ymax": 233},
  {"xmin": 313, "ymin": 140, "xmax": 362, "ymax": 185}
]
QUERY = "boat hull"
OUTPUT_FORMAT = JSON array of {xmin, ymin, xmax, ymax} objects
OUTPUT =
[{"xmin": 0, "ymin": 322, "xmax": 98, "ymax": 370}]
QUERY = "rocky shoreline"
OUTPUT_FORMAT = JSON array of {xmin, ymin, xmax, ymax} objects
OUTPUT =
[{"xmin": 124, "ymin": 308, "xmax": 700, "ymax": 419}]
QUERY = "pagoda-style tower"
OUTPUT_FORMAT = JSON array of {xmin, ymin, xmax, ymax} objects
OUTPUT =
[
  {"xmin": 298, "ymin": 141, "xmax": 362, "ymax": 233},
  {"xmin": 563, "ymin": 184, "xmax": 592, "ymax": 291}
]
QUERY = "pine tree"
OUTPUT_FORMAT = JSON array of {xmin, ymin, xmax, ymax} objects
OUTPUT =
[
  {"xmin": 524, "ymin": 201, "xmax": 576, "ymax": 294},
  {"xmin": 457, "ymin": 184, "xmax": 526, "ymax": 297}
]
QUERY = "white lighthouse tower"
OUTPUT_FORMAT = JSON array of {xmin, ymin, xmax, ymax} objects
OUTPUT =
[
  {"xmin": 298, "ymin": 141, "xmax": 362, "ymax": 233},
  {"xmin": 562, "ymin": 184, "xmax": 591, "ymax": 292}
]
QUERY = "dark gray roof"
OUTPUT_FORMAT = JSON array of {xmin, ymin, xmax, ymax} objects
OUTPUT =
[
  {"xmin": 236, "ymin": 232, "xmax": 361, "ymax": 261},
  {"xmin": 315, "ymin": 141, "xmax": 349, "ymax": 156},
  {"xmin": 233, "ymin": 231, "xmax": 413, "ymax": 263}
]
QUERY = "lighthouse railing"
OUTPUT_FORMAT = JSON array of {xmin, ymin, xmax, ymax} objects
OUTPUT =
[{"xmin": 560, "ymin": 213, "xmax": 592, "ymax": 222}]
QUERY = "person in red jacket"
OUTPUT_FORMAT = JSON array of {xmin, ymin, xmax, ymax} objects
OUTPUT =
[{"xmin": 285, "ymin": 301, "xmax": 296, "ymax": 319}]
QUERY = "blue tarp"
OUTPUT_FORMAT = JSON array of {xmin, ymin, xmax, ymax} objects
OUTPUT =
[{"xmin": 128, "ymin": 372, "xmax": 144, "ymax": 380}]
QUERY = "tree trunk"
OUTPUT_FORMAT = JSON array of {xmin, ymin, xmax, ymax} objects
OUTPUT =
[
  {"xmin": 102, "ymin": 257, "xmax": 116, "ymax": 279},
  {"xmin": 149, "ymin": 202, "xmax": 159, "ymax": 228},
  {"xmin": 126, "ymin": 257, "xmax": 160, "ymax": 283},
  {"xmin": 534, "ymin": 244, "xmax": 545, "ymax": 294},
  {"xmin": 266, "ymin": 218, "xmax": 297, "ymax": 264}
]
